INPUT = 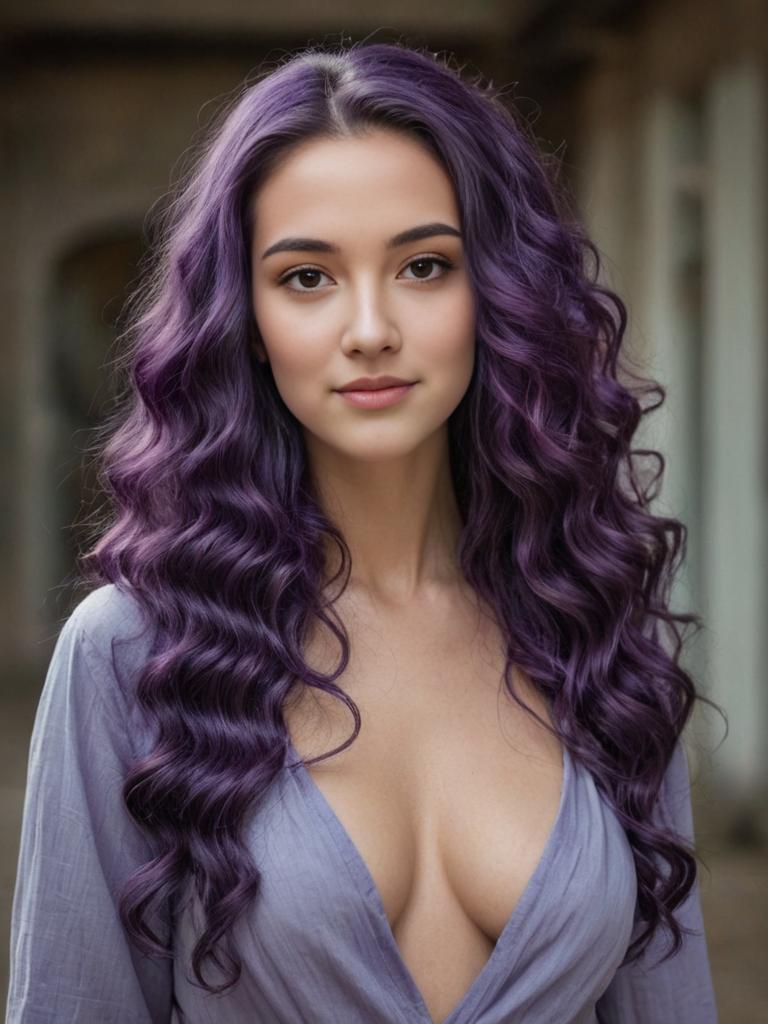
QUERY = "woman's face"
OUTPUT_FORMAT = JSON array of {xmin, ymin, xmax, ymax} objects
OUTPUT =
[{"xmin": 249, "ymin": 128, "xmax": 476, "ymax": 464}]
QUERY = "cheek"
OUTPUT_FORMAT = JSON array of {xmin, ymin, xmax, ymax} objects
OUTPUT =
[
  {"xmin": 416, "ymin": 283, "xmax": 475, "ymax": 343},
  {"xmin": 442, "ymin": 337, "xmax": 476, "ymax": 404},
  {"xmin": 253, "ymin": 300, "xmax": 323, "ymax": 377},
  {"xmin": 422, "ymin": 299, "xmax": 476, "ymax": 376},
  {"xmin": 449, "ymin": 294, "xmax": 477, "ymax": 374}
]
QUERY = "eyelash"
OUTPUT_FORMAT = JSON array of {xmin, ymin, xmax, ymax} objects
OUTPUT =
[{"xmin": 276, "ymin": 255, "xmax": 456, "ymax": 293}]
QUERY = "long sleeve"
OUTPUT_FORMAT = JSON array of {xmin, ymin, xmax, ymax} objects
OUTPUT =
[
  {"xmin": 595, "ymin": 739, "xmax": 719, "ymax": 1023},
  {"xmin": 6, "ymin": 590, "xmax": 174, "ymax": 1023}
]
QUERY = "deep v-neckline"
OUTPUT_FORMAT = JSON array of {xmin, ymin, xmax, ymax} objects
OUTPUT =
[{"xmin": 284, "ymin": 735, "xmax": 572, "ymax": 1024}]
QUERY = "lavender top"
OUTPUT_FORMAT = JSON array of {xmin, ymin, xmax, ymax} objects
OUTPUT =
[{"xmin": 7, "ymin": 585, "xmax": 719, "ymax": 1023}]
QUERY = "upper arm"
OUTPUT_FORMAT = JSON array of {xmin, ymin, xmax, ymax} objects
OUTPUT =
[
  {"xmin": 595, "ymin": 740, "xmax": 719, "ymax": 1023},
  {"xmin": 6, "ymin": 590, "xmax": 174, "ymax": 1023}
]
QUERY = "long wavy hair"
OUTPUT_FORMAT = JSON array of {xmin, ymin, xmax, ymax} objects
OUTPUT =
[{"xmin": 76, "ymin": 39, "xmax": 722, "ymax": 996}]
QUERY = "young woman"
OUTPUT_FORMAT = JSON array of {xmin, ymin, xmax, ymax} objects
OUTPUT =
[{"xmin": 7, "ymin": 41, "xmax": 721, "ymax": 1023}]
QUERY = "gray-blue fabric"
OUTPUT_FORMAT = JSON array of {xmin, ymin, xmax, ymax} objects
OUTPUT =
[{"xmin": 6, "ymin": 585, "xmax": 719, "ymax": 1022}]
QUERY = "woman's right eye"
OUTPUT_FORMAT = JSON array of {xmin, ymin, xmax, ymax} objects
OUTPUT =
[{"xmin": 277, "ymin": 267, "xmax": 332, "ymax": 292}]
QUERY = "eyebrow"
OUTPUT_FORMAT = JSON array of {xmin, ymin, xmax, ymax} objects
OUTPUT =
[{"xmin": 260, "ymin": 222, "xmax": 462, "ymax": 260}]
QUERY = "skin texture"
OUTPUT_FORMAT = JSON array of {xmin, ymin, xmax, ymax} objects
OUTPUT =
[{"xmin": 249, "ymin": 129, "xmax": 477, "ymax": 607}]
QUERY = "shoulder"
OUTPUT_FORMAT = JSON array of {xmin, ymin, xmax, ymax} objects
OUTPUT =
[
  {"xmin": 66, "ymin": 582, "xmax": 149, "ymax": 644},
  {"xmin": 60, "ymin": 583, "xmax": 157, "ymax": 701},
  {"xmin": 31, "ymin": 586, "xmax": 159, "ymax": 767}
]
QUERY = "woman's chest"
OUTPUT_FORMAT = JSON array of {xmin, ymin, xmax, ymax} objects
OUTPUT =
[{"xmin": 282, "ymin": 587, "xmax": 565, "ymax": 1017}]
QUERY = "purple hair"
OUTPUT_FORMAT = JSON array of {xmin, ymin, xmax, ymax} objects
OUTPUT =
[{"xmin": 77, "ymin": 40, "xmax": 722, "ymax": 995}]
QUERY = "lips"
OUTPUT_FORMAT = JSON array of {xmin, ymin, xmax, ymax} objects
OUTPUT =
[
  {"xmin": 336, "ymin": 376, "xmax": 415, "ymax": 392},
  {"xmin": 336, "ymin": 382, "xmax": 415, "ymax": 409}
]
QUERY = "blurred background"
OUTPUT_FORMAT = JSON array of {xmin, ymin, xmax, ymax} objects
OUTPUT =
[{"xmin": 1, "ymin": 0, "xmax": 766, "ymax": 1019}]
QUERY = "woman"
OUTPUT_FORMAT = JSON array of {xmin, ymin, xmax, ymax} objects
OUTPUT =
[{"xmin": 7, "ymin": 41, "xmax": 721, "ymax": 1023}]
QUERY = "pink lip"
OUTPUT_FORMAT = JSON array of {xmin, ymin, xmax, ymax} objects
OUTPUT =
[{"xmin": 336, "ymin": 383, "xmax": 415, "ymax": 409}]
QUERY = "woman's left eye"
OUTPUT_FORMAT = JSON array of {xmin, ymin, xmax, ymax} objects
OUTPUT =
[
  {"xmin": 277, "ymin": 255, "xmax": 455, "ymax": 293},
  {"xmin": 400, "ymin": 256, "xmax": 455, "ymax": 282}
]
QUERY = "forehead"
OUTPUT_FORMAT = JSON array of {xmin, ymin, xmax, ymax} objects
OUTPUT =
[{"xmin": 250, "ymin": 130, "xmax": 460, "ymax": 244}]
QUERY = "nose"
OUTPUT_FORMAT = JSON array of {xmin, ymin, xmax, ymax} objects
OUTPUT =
[{"xmin": 339, "ymin": 279, "xmax": 401, "ymax": 356}]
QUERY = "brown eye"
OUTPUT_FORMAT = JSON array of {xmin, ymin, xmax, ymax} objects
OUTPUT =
[
  {"xmin": 410, "ymin": 258, "xmax": 436, "ymax": 279},
  {"xmin": 400, "ymin": 256, "xmax": 455, "ymax": 282},
  {"xmin": 278, "ymin": 266, "xmax": 331, "ymax": 292}
]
